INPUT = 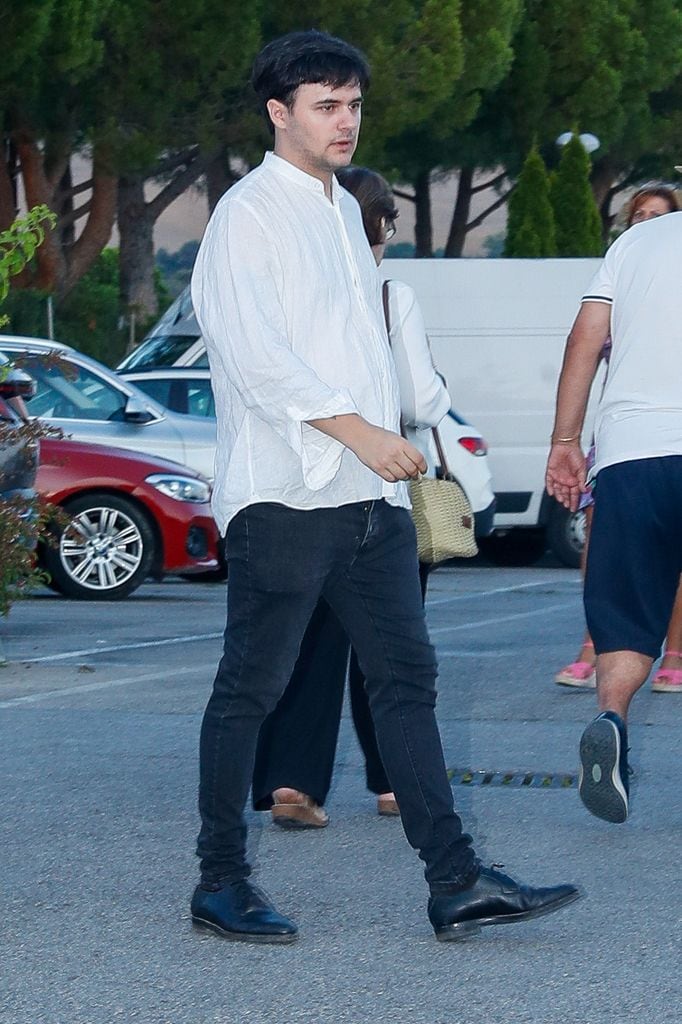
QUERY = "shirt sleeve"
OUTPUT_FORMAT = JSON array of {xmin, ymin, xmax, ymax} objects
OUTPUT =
[
  {"xmin": 582, "ymin": 248, "xmax": 615, "ymax": 305},
  {"xmin": 191, "ymin": 196, "xmax": 358, "ymax": 491},
  {"xmin": 387, "ymin": 280, "xmax": 451, "ymax": 429}
]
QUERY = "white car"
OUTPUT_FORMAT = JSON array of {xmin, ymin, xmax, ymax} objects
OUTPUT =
[
  {"xmin": 0, "ymin": 336, "xmax": 217, "ymax": 481},
  {"xmin": 121, "ymin": 365, "xmax": 496, "ymax": 538}
]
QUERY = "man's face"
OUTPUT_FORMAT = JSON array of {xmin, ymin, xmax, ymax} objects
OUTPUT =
[{"xmin": 269, "ymin": 81, "xmax": 362, "ymax": 178}]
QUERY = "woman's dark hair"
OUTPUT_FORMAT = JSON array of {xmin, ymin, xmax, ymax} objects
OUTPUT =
[
  {"xmin": 336, "ymin": 166, "xmax": 398, "ymax": 246},
  {"xmin": 625, "ymin": 183, "xmax": 679, "ymax": 227},
  {"xmin": 251, "ymin": 30, "xmax": 370, "ymax": 129}
]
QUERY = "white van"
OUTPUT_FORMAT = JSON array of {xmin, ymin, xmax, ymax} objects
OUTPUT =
[{"xmin": 120, "ymin": 257, "xmax": 603, "ymax": 566}]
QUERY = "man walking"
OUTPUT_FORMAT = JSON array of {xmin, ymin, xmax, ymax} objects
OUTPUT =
[
  {"xmin": 191, "ymin": 29, "xmax": 580, "ymax": 943},
  {"xmin": 547, "ymin": 210, "xmax": 682, "ymax": 824}
]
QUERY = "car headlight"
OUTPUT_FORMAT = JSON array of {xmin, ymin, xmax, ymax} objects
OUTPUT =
[{"xmin": 145, "ymin": 473, "xmax": 211, "ymax": 503}]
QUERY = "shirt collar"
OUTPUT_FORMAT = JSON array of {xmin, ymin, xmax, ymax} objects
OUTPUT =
[{"xmin": 263, "ymin": 151, "xmax": 344, "ymax": 204}]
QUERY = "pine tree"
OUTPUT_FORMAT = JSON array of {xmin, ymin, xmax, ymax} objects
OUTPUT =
[
  {"xmin": 551, "ymin": 135, "xmax": 603, "ymax": 256},
  {"xmin": 504, "ymin": 148, "xmax": 556, "ymax": 257}
]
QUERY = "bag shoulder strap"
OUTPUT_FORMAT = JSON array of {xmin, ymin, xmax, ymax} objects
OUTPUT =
[
  {"xmin": 381, "ymin": 279, "xmax": 408, "ymax": 440},
  {"xmin": 383, "ymin": 277, "xmax": 449, "ymax": 470},
  {"xmin": 381, "ymin": 279, "xmax": 391, "ymax": 340},
  {"xmin": 431, "ymin": 424, "xmax": 452, "ymax": 480}
]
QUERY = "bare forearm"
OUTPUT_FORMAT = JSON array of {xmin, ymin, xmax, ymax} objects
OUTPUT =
[
  {"xmin": 551, "ymin": 336, "xmax": 601, "ymax": 442},
  {"xmin": 307, "ymin": 412, "xmax": 371, "ymax": 448},
  {"xmin": 546, "ymin": 302, "xmax": 610, "ymax": 511},
  {"xmin": 307, "ymin": 413, "xmax": 427, "ymax": 482},
  {"xmin": 551, "ymin": 304, "xmax": 610, "ymax": 442}
]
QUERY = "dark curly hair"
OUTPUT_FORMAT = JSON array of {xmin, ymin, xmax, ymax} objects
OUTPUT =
[{"xmin": 251, "ymin": 31, "xmax": 370, "ymax": 132}]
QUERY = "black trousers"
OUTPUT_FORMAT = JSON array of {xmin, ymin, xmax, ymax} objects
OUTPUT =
[
  {"xmin": 252, "ymin": 564, "xmax": 430, "ymax": 807},
  {"xmin": 197, "ymin": 500, "xmax": 476, "ymax": 889}
]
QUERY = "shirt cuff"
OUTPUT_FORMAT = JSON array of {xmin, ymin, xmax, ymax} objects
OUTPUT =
[{"xmin": 287, "ymin": 390, "xmax": 358, "ymax": 491}]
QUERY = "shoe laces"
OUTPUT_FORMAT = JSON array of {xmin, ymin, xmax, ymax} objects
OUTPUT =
[{"xmin": 233, "ymin": 879, "xmax": 274, "ymax": 909}]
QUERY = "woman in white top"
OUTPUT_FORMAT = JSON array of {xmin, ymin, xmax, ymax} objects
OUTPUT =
[{"xmin": 252, "ymin": 167, "xmax": 450, "ymax": 827}]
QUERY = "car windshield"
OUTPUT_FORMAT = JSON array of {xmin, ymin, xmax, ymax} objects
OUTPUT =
[{"xmin": 119, "ymin": 334, "xmax": 201, "ymax": 369}]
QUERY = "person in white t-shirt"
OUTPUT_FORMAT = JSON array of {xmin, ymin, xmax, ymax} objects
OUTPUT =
[
  {"xmin": 554, "ymin": 183, "xmax": 682, "ymax": 691},
  {"xmin": 546, "ymin": 209, "xmax": 682, "ymax": 825},
  {"xmin": 190, "ymin": 29, "xmax": 580, "ymax": 946}
]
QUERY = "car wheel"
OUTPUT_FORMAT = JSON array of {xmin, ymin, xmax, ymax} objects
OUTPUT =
[
  {"xmin": 478, "ymin": 529, "xmax": 547, "ymax": 567},
  {"xmin": 546, "ymin": 503, "xmax": 586, "ymax": 569},
  {"xmin": 42, "ymin": 493, "xmax": 155, "ymax": 600}
]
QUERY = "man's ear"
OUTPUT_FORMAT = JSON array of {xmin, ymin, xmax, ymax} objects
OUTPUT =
[{"xmin": 266, "ymin": 98, "xmax": 289, "ymax": 132}]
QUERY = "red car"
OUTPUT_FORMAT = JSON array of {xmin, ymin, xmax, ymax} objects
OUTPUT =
[{"xmin": 36, "ymin": 437, "xmax": 219, "ymax": 599}]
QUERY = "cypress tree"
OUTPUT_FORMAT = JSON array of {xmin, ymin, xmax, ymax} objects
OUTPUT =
[
  {"xmin": 504, "ymin": 147, "xmax": 556, "ymax": 257},
  {"xmin": 551, "ymin": 135, "xmax": 603, "ymax": 256}
]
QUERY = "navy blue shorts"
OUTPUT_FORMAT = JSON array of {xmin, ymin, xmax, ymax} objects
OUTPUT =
[{"xmin": 584, "ymin": 456, "xmax": 682, "ymax": 658}]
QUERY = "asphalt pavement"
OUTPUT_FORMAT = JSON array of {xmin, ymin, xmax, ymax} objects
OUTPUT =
[{"xmin": 1, "ymin": 560, "xmax": 680, "ymax": 1024}]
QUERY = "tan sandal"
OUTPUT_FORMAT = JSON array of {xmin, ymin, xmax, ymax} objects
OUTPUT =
[
  {"xmin": 377, "ymin": 793, "xmax": 400, "ymax": 817},
  {"xmin": 271, "ymin": 788, "xmax": 329, "ymax": 830}
]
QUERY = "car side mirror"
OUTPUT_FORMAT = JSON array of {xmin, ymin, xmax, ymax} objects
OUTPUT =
[
  {"xmin": 123, "ymin": 396, "xmax": 155, "ymax": 423},
  {"xmin": 0, "ymin": 367, "xmax": 36, "ymax": 400}
]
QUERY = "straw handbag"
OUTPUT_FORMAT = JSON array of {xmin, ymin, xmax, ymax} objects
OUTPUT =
[
  {"xmin": 409, "ymin": 427, "xmax": 478, "ymax": 563},
  {"xmin": 382, "ymin": 280, "xmax": 478, "ymax": 563}
]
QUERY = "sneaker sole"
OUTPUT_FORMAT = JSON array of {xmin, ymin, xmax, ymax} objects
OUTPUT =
[
  {"xmin": 434, "ymin": 888, "xmax": 583, "ymax": 941},
  {"xmin": 191, "ymin": 916, "xmax": 298, "ymax": 944},
  {"xmin": 578, "ymin": 719, "xmax": 628, "ymax": 823}
]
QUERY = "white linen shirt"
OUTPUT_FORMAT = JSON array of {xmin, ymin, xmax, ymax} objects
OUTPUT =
[
  {"xmin": 191, "ymin": 152, "xmax": 407, "ymax": 533},
  {"xmin": 581, "ymin": 210, "xmax": 682, "ymax": 475}
]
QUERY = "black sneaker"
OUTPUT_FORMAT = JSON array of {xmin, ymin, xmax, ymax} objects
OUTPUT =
[{"xmin": 578, "ymin": 711, "xmax": 629, "ymax": 823}]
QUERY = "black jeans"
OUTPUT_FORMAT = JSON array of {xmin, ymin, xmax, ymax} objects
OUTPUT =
[
  {"xmin": 252, "ymin": 562, "xmax": 430, "ymax": 807},
  {"xmin": 197, "ymin": 500, "xmax": 476, "ymax": 890}
]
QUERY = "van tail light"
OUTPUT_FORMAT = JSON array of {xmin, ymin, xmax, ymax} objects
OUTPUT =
[{"xmin": 458, "ymin": 436, "xmax": 488, "ymax": 457}]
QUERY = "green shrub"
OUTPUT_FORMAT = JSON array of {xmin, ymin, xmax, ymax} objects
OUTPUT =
[
  {"xmin": 551, "ymin": 135, "xmax": 603, "ymax": 257},
  {"xmin": 505, "ymin": 148, "xmax": 557, "ymax": 258}
]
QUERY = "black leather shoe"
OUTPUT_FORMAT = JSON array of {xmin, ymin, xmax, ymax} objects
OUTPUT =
[
  {"xmin": 428, "ymin": 866, "xmax": 582, "ymax": 941},
  {"xmin": 191, "ymin": 879, "xmax": 298, "ymax": 944}
]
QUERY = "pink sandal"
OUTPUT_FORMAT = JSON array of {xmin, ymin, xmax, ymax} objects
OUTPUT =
[
  {"xmin": 652, "ymin": 650, "xmax": 682, "ymax": 693},
  {"xmin": 555, "ymin": 642, "xmax": 596, "ymax": 688}
]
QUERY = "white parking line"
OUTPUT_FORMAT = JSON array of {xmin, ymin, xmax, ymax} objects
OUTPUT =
[
  {"xmin": 10, "ymin": 586, "xmax": 580, "ymax": 665},
  {"xmin": 0, "ymin": 663, "xmax": 217, "ymax": 708},
  {"xmin": 15, "ymin": 632, "xmax": 224, "ymax": 664},
  {"xmin": 1, "ymin": 600, "xmax": 579, "ymax": 706},
  {"xmin": 426, "ymin": 578, "xmax": 580, "ymax": 607},
  {"xmin": 432, "ymin": 600, "xmax": 577, "ymax": 641}
]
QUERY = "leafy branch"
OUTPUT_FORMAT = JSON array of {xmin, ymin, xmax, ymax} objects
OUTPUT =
[
  {"xmin": 1, "ymin": 206, "xmax": 59, "ymax": 622},
  {"xmin": 0, "ymin": 205, "xmax": 56, "ymax": 317}
]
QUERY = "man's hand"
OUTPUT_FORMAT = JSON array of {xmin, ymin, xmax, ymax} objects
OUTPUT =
[
  {"xmin": 348, "ymin": 423, "xmax": 427, "ymax": 482},
  {"xmin": 307, "ymin": 413, "xmax": 427, "ymax": 482},
  {"xmin": 545, "ymin": 442, "xmax": 587, "ymax": 512}
]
